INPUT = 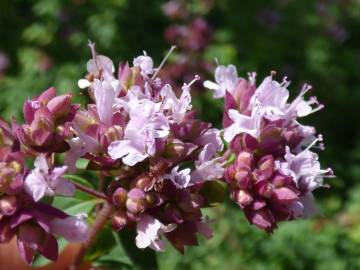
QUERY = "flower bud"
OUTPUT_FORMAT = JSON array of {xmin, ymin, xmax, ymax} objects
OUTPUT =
[
  {"xmin": 0, "ymin": 195, "xmax": 17, "ymax": 216},
  {"xmin": 236, "ymin": 151, "xmax": 253, "ymax": 169},
  {"xmin": 165, "ymin": 140, "xmax": 185, "ymax": 159},
  {"xmin": 112, "ymin": 211, "xmax": 127, "ymax": 231},
  {"xmin": 234, "ymin": 189, "xmax": 253, "ymax": 208},
  {"xmin": 47, "ymin": 94, "xmax": 72, "ymax": 121},
  {"xmin": 131, "ymin": 175, "xmax": 152, "ymax": 190},
  {"xmin": 112, "ymin": 187, "xmax": 127, "ymax": 207},
  {"xmin": 30, "ymin": 107, "xmax": 54, "ymax": 147},
  {"xmin": 224, "ymin": 164, "xmax": 237, "ymax": 184},
  {"xmin": 253, "ymin": 155, "xmax": 274, "ymax": 182},
  {"xmin": 145, "ymin": 192, "xmax": 164, "ymax": 208},
  {"xmin": 235, "ymin": 170, "xmax": 251, "ymax": 189},
  {"xmin": 257, "ymin": 182, "xmax": 274, "ymax": 198},
  {"xmin": 37, "ymin": 87, "xmax": 57, "ymax": 104},
  {"xmin": 126, "ymin": 188, "xmax": 146, "ymax": 214}
]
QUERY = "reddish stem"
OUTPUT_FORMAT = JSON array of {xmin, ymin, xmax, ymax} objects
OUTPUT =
[
  {"xmin": 71, "ymin": 202, "xmax": 113, "ymax": 269},
  {"xmin": 72, "ymin": 181, "xmax": 108, "ymax": 201}
]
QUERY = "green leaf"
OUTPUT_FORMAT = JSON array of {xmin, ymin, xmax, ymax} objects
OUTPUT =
[
  {"xmin": 57, "ymin": 197, "xmax": 103, "ymax": 216},
  {"xmin": 92, "ymin": 244, "xmax": 133, "ymax": 270},
  {"xmin": 119, "ymin": 229, "xmax": 158, "ymax": 270},
  {"xmin": 63, "ymin": 174, "xmax": 94, "ymax": 188},
  {"xmin": 85, "ymin": 227, "xmax": 118, "ymax": 262}
]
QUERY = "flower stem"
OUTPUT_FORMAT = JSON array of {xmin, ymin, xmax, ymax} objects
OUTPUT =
[
  {"xmin": 72, "ymin": 181, "xmax": 108, "ymax": 201},
  {"xmin": 71, "ymin": 202, "xmax": 114, "ymax": 269}
]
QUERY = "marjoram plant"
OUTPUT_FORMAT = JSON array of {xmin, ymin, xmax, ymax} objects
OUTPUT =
[{"xmin": 0, "ymin": 41, "xmax": 333, "ymax": 269}]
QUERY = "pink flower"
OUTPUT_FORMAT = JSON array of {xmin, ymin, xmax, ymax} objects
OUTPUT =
[
  {"xmin": 133, "ymin": 54, "xmax": 154, "ymax": 75},
  {"xmin": 135, "ymin": 214, "xmax": 175, "ymax": 251},
  {"xmin": 251, "ymin": 76, "xmax": 324, "ymax": 121},
  {"xmin": 203, "ymin": 65, "xmax": 239, "ymax": 98},
  {"xmin": 24, "ymin": 155, "xmax": 75, "ymax": 201},
  {"xmin": 108, "ymin": 100, "xmax": 169, "ymax": 166},
  {"xmin": 163, "ymin": 166, "xmax": 191, "ymax": 189},
  {"xmin": 50, "ymin": 214, "xmax": 89, "ymax": 243},
  {"xmin": 160, "ymin": 84, "xmax": 192, "ymax": 123},
  {"xmin": 223, "ymin": 101, "xmax": 264, "ymax": 142},
  {"xmin": 277, "ymin": 143, "xmax": 334, "ymax": 192},
  {"xmin": 93, "ymin": 79, "xmax": 117, "ymax": 125}
]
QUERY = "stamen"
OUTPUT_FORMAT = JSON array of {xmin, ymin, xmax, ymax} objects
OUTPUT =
[
  {"xmin": 304, "ymin": 134, "xmax": 323, "ymax": 152},
  {"xmin": 187, "ymin": 75, "xmax": 200, "ymax": 88},
  {"xmin": 310, "ymin": 104, "xmax": 325, "ymax": 114},
  {"xmin": 88, "ymin": 40, "xmax": 99, "ymax": 71},
  {"xmin": 151, "ymin": 45, "xmax": 177, "ymax": 80},
  {"xmin": 280, "ymin": 76, "xmax": 291, "ymax": 88}
]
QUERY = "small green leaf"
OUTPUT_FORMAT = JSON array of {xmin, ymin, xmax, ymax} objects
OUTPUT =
[
  {"xmin": 61, "ymin": 198, "xmax": 103, "ymax": 216},
  {"xmin": 64, "ymin": 174, "xmax": 94, "ymax": 188},
  {"xmin": 85, "ymin": 227, "xmax": 118, "ymax": 262},
  {"xmin": 92, "ymin": 244, "xmax": 133, "ymax": 270}
]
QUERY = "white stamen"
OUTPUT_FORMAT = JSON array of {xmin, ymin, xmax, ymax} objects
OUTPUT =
[
  {"xmin": 151, "ymin": 45, "xmax": 177, "ymax": 80},
  {"xmin": 87, "ymin": 40, "xmax": 99, "ymax": 71}
]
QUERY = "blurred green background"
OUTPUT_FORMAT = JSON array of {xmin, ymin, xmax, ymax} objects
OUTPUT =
[{"xmin": 1, "ymin": 0, "xmax": 360, "ymax": 269}]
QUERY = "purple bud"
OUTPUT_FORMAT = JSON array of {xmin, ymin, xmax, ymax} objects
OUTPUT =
[
  {"xmin": 30, "ymin": 107, "xmax": 54, "ymax": 147},
  {"xmin": 37, "ymin": 87, "xmax": 57, "ymax": 104},
  {"xmin": 245, "ymin": 207, "xmax": 276, "ymax": 233},
  {"xmin": 234, "ymin": 189, "xmax": 253, "ymax": 208},
  {"xmin": 145, "ymin": 192, "xmax": 164, "ymax": 208},
  {"xmin": 257, "ymin": 181, "xmax": 274, "ymax": 198},
  {"xmin": 272, "ymin": 187, "xmax": 298, "ymax": 204},
  {"xmin": 0, "ymin": 195, "xmax": 17, "ymax": 216},
  {"xmin": 131, "ymin": 175, "xmax": 152, "ymax": 190},
  {"xmin": 112, "ymin": 211, "xmax": 127, "ymax": 231},
  {"xmin": 126, "ymin": 188, "xmax": 146, "ymax": 214},
  {"xmin": 165, "ymin": 140, "xmax": 186, "ymax": 159},
  {"xmin": 46, "ymin": 94, "xmax": 72, "ymax": 121},
  {"xmin": 254, "ymin": 155, "xmax": 274, "ymax": 181},
  {"xmin": 112, "ymin": 187, "xmax": 127, "ymax": 207},
  {"xmin": 236, "ymin": 151, "xmax": 253, "ymax": 169}
]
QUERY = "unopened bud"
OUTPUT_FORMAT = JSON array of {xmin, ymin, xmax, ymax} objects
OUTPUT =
[
  {"xmin": 112, "ymin": 211, "xmax": 127, "ymax": 231},
  {"xmin": 126, "ymin": 188, "xmax": 146, "ymax": 214},
  {"xmin": 236, "ymin": 151, "xmax": 252, "ymax": 169},
  {"xmin": 234, "ymin": 189, "xmax": 253, "ymax": 208},
  {"xmin": 0, "ymin": 195, "xmax": 17, "ymax": 216},
  {"xmin": 112, "ymin": 187, "xmax": 127, "ymax": 207},
  {"xmin": 145, "ymin": 192, "xmax": 164, "ymax": 208},
  {"xmin": 132, "ymin": 175, "xmax": 152, "ymax": 190},
  {"xmin": 165, "ymin": 140, "xmax": 185, "ymax": 159},
  {"xmin": 47, "ymin": 94, "xmax": 72, "ymax": 121},
  {"xmin": 257, "ymin": 182, "xmax": 274, "ymax": 198}
]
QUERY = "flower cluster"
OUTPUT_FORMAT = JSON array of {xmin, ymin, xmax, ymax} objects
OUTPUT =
[
  {"xmin": 0, "ymin": 114, "xmax": 88, "ymax": 265},
  {"xmin": 204, "ymin": 66, "xmax": 334, "ymax": 232},
  {"xmin": 0, "ymin": 39, "xmax": 334, "ymax": 266},
  {"xmin": 74, "ymin": 42, "xmax": 224, "ymax": 253}
]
